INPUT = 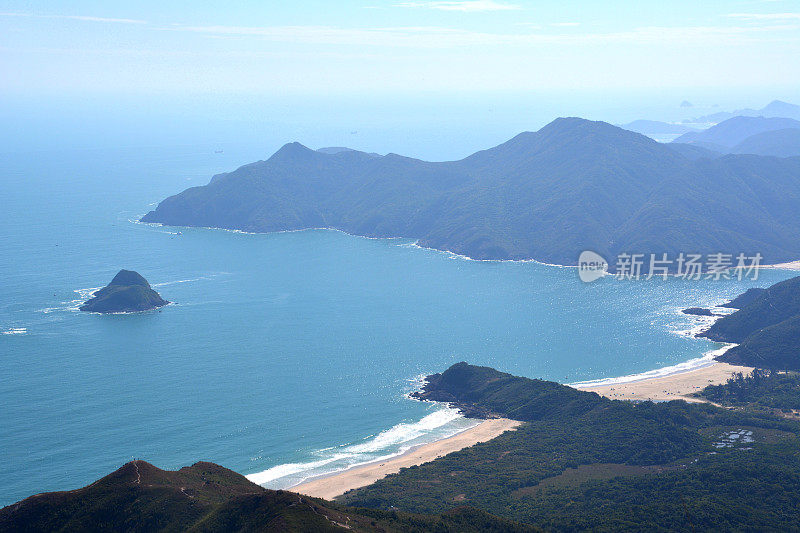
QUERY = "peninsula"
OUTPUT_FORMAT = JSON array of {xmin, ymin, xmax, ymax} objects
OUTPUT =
[{"xmin": 141, "ymin": 118, "xmax": 800, "ymax": 267}]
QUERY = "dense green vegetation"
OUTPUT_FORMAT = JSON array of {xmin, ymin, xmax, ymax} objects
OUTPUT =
[
  {"xmin": 722, "ymin": 316, "xmax": 800, "ymax": 370},
  {"xmin": 699, "ymin": 369, "xmax": 800, "ymax": 410},
  {"xmin": 512, "ymin": 441, "xmax": 800, "ymax": 532},
  {"xmin": 0, "ymin": 460, "xmax": 536, "ymax": 533},
  {"xmin": 702, "ymin": 276, "xmax": 800, "ymax": 370},
  {"xmin": 79, "ymin": 269, "xmax": 169, "ymax": 313},
  {"xmin": 341, "ymin": 363, "xmax": 800, "ymax": 531},
  {"xmin": 705, "ymin": 276, "xmax": 800, "ymax": 343},
  {"xmin": 722, "ymin": 287, "xmax": 766, "ymax": 308},
  {"xmin": 142, "ymin": 118, "xmax": 800, "ymax": 266},
  {"xmin": 410, "ymin": 362, "xmax": 606, "ymax": 420}
]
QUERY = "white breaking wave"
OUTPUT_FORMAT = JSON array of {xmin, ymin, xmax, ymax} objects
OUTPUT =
[
  {"xmin": 571, "ymin": 343, "xmax": 737, "ymax": 388},
  {"xmin": 572, "ymin": 304, "xmax": 739, "ymax": 388},
  {"xmin": 152, "ymin": 276, "xmax": 214, "ymax": 287},
  {"xmin": 2, "ymin": 327, "xmax": 27, "ymax": 335},
  {"xmin": 246, "ymin": 406, "xmax": 477, "ymax": 488},
  {"xmin": 39, "ymin": 286, "xmax": 104, "ymax": 314}
]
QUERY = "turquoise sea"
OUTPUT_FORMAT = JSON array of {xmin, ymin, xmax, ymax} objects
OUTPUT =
[{"xmin": 0, "ymin": 145, "xmax": 795, "ymax": 506}]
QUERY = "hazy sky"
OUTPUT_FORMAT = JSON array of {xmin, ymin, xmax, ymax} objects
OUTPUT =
[
  {"xmin": 2, "ymin": 1, "xmax": 799, "ymax": 156},
  {"xmin": 2, "ymin": 0, "xmax": 800, "ymax": 96}
]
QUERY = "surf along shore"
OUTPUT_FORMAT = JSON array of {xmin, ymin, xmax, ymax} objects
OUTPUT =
[
  {"xmin": 291, "ymin": 287, "xmax": 769, "ymax": 500},
  {"xmin": 574, "ymin": 361, "xmax": 753, "ymax": 403},
  {"xmin": 291, "ymin": 418, "xmax": 522, "ymax": 500},
  {"xmin": 291, "ymin": 360, "xmax": 750, "ymax": 500}
]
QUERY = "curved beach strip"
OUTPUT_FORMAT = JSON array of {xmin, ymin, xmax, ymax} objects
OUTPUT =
[
  {"xmin": 575, "ymin": 362, "xmax": 753, "ymax": 403},
  {"xmin": 291, "ymin": 418, "xmax": 522, "ymax": 500}
]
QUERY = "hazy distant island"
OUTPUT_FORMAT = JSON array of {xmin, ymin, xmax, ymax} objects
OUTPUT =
[
  {"xmin": 142, "ymin": 117, "xmax": 800, "ymax": 267},
  {"xmin": 79, "ymin": 270, "xmax": 169, "ymax": 313},
  {"xmin": 691, "ymin": 99, "xmax": 800, "ymax": 124}
]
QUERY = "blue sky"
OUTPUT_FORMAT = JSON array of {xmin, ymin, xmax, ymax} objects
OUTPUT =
[{"xmin": 2, "ymin": 0, "xmax": 800, "ymax": 96}]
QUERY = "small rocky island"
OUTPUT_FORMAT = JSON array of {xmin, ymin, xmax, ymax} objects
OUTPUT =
[
  {"xmin": 681, "ymin": 307, "xmax": 718, "ymax": 317},
  {"xmin": 79, "ymin": 270, "xmax": 169, "ymax": 313}
]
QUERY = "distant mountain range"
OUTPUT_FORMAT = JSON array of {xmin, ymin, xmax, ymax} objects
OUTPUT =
[
  {"xmin": 691, "ymin": 100, "xmax": 800, "ymax": 124},
  {"xmin": 673, "ymin": 116, "xmax": 800, "ymax": 155},
  {"xmin": 142, "ymin": 117, "xmax": 800, "ymax": 267}
]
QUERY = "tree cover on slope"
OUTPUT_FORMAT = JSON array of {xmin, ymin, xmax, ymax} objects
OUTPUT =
[
  {"xmin": 142, "ymin": 118, "xmax": 800, "ymax": 267},
  {"xmin": 341, "ymin": 363, "xmax": 800, "ymax": 531}
]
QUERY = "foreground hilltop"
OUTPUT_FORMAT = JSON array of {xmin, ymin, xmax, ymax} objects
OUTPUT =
[
  {"xmin": 142, "ymin": 117, "xmax": 800, "ymax": 266},
  {"xmin": 5, "ymin": 363, "xmax": 800, "ymax": 531},
  {"xmin": 0, "ymin": 460, "xmax": 535, "ymax": 532},
  {"xmin": 79, "ymin": 270, "xmax": 169, "ymax": 313}
]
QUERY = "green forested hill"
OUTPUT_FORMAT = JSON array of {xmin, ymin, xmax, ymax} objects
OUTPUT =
[
  {"xmin": 142, "ymin": 118, "xmax": 800, "ymax": 266},
  {"xmin": 703, "ymin": 276, "xmax": 800, "ymax": 344},
  {"xmin": 341, "ymin": 363, "xmax": 800, "ymax": 531},
  {"xmin": 698, "ymin": 369, "xmax": 800, "ymax": 410},
  {"xmin": 720, "ymin": 316, "xmax": 800, "ymax": 370}
]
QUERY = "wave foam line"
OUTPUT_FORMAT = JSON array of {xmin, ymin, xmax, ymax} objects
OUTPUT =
[
  {"xmin": 571, "ymin": 343, "xmax": 737, "ymax": 388},
  {"xmin": 246, "ymin": 407, "xmax": 475, "ymax": 487}
]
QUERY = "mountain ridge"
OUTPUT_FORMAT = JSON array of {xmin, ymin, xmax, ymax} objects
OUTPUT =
[
  {"xmin": 142, "ymin": 117, "xmax": 800, "ymax": 267},
  {"xmin": 0, "ymin": 460, "xmax": 536, "ymax": 532}
]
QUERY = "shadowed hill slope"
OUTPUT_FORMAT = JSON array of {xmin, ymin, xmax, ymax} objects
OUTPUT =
[
  {"xmin": 0, "ymin": 461, "xmax": 537, "ymax": 532},
  {"xmin": 703, "ymin": 276, "xmax": 800, "ymax": 370}
]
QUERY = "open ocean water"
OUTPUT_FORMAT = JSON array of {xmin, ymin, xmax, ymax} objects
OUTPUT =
[{"xmin": 0, "ymin": 144, "xmax": 795, "ymax": 506}]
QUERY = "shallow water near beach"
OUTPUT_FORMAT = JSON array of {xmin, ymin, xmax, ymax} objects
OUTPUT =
[{"xmin": 0, "ymin": 145, "xmax": 795, "ymax": 506}]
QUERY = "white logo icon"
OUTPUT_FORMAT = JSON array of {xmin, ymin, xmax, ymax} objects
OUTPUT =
[{"xmin": 578, "ymin": 251, "xmax": 608, "ymax": 283}]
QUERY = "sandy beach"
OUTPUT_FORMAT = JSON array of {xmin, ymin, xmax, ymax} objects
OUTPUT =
[
  {"xmin": 575, "ymin": 362, "xmax": 753, "ymax": 403},
  {"xmin": 763, "ymin": 260, "xmax": 800, "ymax": 270},
  {"xmin": 291, "ymin": 417, "xmax": 522, "ymax": 500}
]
